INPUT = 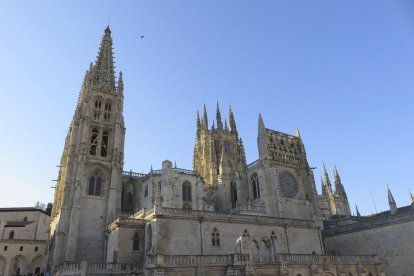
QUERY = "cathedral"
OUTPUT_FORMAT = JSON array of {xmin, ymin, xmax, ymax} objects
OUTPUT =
[{"xmin": 45, "ymin": 27, "xmax": 386, "ymax": 276}]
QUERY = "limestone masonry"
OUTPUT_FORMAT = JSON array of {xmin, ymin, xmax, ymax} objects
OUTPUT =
[{"xmin": 3, "ymin": 27, "xmax": 411, "ymax": 276}]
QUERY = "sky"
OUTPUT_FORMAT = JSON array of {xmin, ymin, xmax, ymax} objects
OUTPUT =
[{"xmin": 0, "ymin": 1, "xmax": 413, "ymax": 215}]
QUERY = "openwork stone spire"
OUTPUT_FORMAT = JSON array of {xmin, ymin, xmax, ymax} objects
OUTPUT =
[
  {"xmin": 216, "ymin": 102, "xmax": 223, "ymax": 129},
  {"xmin": 91, "ymin": 26, "xmax": 116, "ymax": 92},
  {"xmin": 229, "ymin": 106, "xmax": 237, "ymax": 134}
]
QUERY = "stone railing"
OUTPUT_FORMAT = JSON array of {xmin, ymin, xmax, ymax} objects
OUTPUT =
[
  {"xmin": 56, "ymin": 253, "xmax": 377, "ymax": 275},
  {"xmin": 58, "ymin": 261, "xmax": 142, "ymax": 276},
  {"xmin": 146, "ymin": 254, "xmax": 232, "ymax": 267},
  {"xmin": 122, "ymin": 170, "xmax": 147, "ymax": 178},
  {"xmin": 172, "ymin": 167, "xmax": 198, "ymax": 175},
  {"xmin": 228, "ymin": 203, "xmax": 265, "ymax": 214},
  {"xmin": 323, "ymin": 209, "xmax": 414, "ymax": 236},
  {"xmin": 158, "ymin": 207, "xmax": 314, "ymax": 227},
  {"xmin": 278, "ymin": 254, "xmax": 377, "ymax": 265}
]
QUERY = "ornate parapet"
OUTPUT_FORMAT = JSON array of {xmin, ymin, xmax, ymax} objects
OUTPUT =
[{"xmin": 57, "ymin": 261, "xmax": 142, "ymax": 276}]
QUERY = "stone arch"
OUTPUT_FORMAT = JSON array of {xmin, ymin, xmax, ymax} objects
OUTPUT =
[
  {"xmin": 30, "ymin": 255, "xmax": 43, "ymax": 274},
  {"xmin": 93, "ymin": 96, "xmax": 105, "ymax": 121},
  {"xmin": 145, "ymin": 224, "xmax": 153, "ymax": 255},
  {"xmin": 9, "ymin": 255, "xmax": 28, "ymax": 276},
  {"xmin": 85, "ymin": 165, "xmax": 109, "ymax": 197},
  {"xmin": 260, "ymin": 239, "xmax": 271, "ymax": 262},
  {"xmin": 0, "ymin": 255, "xmax": 6, "ymax": 276}
]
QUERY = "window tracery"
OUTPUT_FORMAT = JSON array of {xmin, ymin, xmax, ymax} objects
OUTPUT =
[
  {"xmin": 90, "ymin": 128, "xmax": 99, "ymax": 155},
  {"xmin": 88, "ymin": 172, "xmax": 102, "ymax": 196},
  {"xmin": 231, "ymin": 182, "xmax": 238, "ymax": 208},
  {"xmin": 144, "ymin": 185, "xmax": 148, "ymax": 198},
  {"xmin": 279, "ymin": 171, "xmax": 298, "ymax": 198},
  {"xmin": 103, "ymin": 101, "xmax": 112, "ymax": 123},
  {"xmin": 89, "ymin": 127, "xmax": 110, "ymax": 158},
  {"xmin": 9, "ymin": 231, "xmax": 14, "ymax": 239},
  {"xmin": 132, "ymin": 232, "xmax": 140, "ymax": 251},
  {"xmin": 182, "ymin": 181, "xmax": 192, "ymax": 203},
  {"xmin": 101, "ymin": 130, "xmax": 109, "ymax": 157},
  {"xmin": 93, "ymin": 99, "xmax": 103, "ymax": 121},
  {"xmin": 251, "ymin": 172, "xmax": 260, "ymax": 199},
  {"xmin": 212, "ymin": 228, "xmax": 220, "ymax": 247}
]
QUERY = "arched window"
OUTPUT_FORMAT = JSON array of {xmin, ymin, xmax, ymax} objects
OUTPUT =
[
  {"xmin": 93, "ymin": 99, "xmax": 103, "ymax": 121},
  {"xmin": 144, "ymin": 185, "xmax": 148, "ymax": 197},
  {"xmin": 9, "ymin": 231, "xmax": 14, "ymax": 239},
  {"xmin": 90, "ymin": 127, "xmax": 99, "ymax": 155},
  {"xmin": 251, "ymin": 172, "xmax": 260, "ymax": 199},
  {"xmin": 88, "ymin": 172, "xmax": 102, "ymax": 196},
  {"xmin": 103, "ymin": 101, "xmax": 112, "ymax": 123},
  {"xmin": 182, "ymin": 181, "xmax": 192, "ymax": 202},
  {"xmin": 23, "ymin": 217, "xmax": 27, "ymax": 222},
  {"xmin": 231, "ymin": 182, "xmax": 238, "ymax": 208},
  {"xmin": 132, "ymin": 232, "xmax": 140, "ymax": 251},
  {"xmin": 101, "ymin": 130, "xmax": 109, "ymax": 157},
  {"xmin": 212, "ymin": 228, "xmax": 220, "ymax": 247}
]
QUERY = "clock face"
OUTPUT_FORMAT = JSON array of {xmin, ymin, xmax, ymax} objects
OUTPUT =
[{"xmin": 279, "ymin": 172, "xmax": 298, "ymax": 198}]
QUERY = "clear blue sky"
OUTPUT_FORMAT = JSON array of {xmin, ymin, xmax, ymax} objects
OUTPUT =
[{"xmin": 0, "ymin": 1, "xmax": 413, "ymax": 215}]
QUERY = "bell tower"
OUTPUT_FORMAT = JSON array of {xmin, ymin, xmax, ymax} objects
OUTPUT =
[
  {"xmin": 193, "ymin": 103, "xmax": 248, "ymax": 211},
  {"xmin": 48, "ymin": 26, "xmax": 125, "ymax": 267}
]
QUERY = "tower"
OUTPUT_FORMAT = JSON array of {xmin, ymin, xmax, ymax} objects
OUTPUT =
[
  {"xmin": 48, "ymin": 27, "xmax": 125, "ymax": 267},
  {"xmin": 254, "ymin": 114, "xmax": 320, "ymax": 220},
  {"xmin": 193, "ymin": 103, "xmax": 248, "ymax": 211}
]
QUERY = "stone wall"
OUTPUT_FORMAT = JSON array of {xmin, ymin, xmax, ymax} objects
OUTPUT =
[{"xmin": 323, "ymin": 210, "xmax": 414, "ymax": 276}]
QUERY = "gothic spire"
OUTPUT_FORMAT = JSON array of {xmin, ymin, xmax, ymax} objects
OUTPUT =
[
  {"xmin": 321, "ymin": 176, "xmax": 327, "ymax": 196},
  {"xmin": 224, "ymin": 119, "xmax": 228, "ymax": 130},
  {"xmin": 387, "ymin": 185, "xmax": 397, "ymax": 215},
  {"xmin": 91, "ymin": 26, "xmax": 116, "ymax": 91},
  {"xmin": 203, "ymin": 104, "xmax": 208, "ymax": 130},
  {"xmin": 333, "ymin": 165, "xmax": 345, "ymax": 196},
  {"xmin": 323, "ymin": 163, "xmax": 333, "ymax": 192},
  {"xmin": 216, "ymin": 102, "xmax": 223, "ymax": 129},
  {"xmin": 196, "ymin": 110, "xmax": 201, "ymax": 131},
  {"xmin": 229, "ymin": 106, "xmax": 237, "ymax": 133},
  {"xmin": 211, "ymin": 120, "xmax": 216, "ymax": 130},
  {"xmin": 410, "ymin": 189, "xmax": 414, "ymax": 205}
]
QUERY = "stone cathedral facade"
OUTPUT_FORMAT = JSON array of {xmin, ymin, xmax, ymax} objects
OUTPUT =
[{"xmin": 46, "ymin": 27, "xmax": 384, "ymax": 276}]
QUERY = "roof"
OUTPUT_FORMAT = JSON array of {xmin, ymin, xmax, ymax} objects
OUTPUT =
[{"xmin": 0, "ymin": 207, "xmax": 50, "ymax": 216}]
